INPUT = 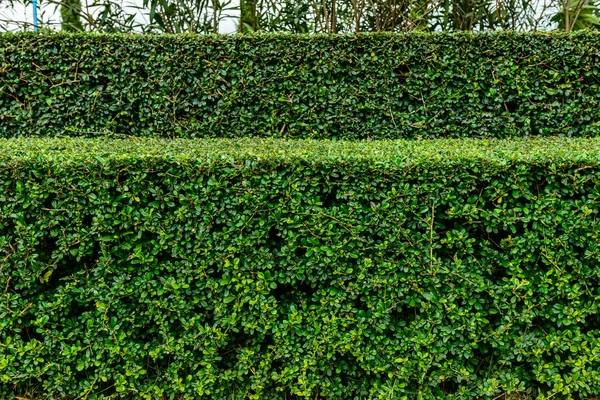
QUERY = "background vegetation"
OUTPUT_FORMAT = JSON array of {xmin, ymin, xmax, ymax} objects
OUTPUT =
[{"xmin": 0, "ymin": 0, "xmax": 599, "ymax": 33}]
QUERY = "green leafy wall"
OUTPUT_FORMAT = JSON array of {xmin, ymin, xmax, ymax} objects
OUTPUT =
[
  {"xmin": 2, "ymin": 138, "xmax": 600, "ymax": 398},
  {"xmin": 1, "ymin": 32, "xmax": 599, "ymax": 139}
]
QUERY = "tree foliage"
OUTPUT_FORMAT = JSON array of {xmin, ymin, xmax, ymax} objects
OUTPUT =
[
  {"xmin": 60, "ymin": 0, "xmax": 84, "ymax": 32},
  {"xmin": 2, "ymin": 0, "xmax": 599, "ymax": 32},
  {"xmin": 551, "ymin": 0, "xmax": 600, "ymax": 31}
]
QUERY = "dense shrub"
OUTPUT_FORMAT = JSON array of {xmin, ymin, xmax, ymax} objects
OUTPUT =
[
  {"xmin": 0, "ymin": 32, "xmax": 600, "ymax": 139},
  {"xmin": 2, "ymin": 137, "xmax": 600, "ymax": 398}
]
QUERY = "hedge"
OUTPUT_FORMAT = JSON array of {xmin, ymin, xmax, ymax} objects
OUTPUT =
[
  {"xmin": 1, "ymin": 137, "xmax": 600, "ymax": 398},
  {"xmin": 1, "ymin": 32, "xmax": 600, "ymax": 139}
]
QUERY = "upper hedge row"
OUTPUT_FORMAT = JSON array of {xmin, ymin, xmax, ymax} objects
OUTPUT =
[{"xmin": 1, "ymin": 32, "xmax": 599, "ymax": 139}]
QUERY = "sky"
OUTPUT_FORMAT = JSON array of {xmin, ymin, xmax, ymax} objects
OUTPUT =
[{"xmin": 0, "ymin": 0, "xmax": 240, "ymax": 32}]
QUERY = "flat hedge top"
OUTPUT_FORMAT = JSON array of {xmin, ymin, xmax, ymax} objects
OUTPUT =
[
  {"xmin": 4, "ymin": 137, "xmax": 600, "ymax": 164},
  {"xmin": 2, "ymin": 31, "xmax": 600, "ymax": 139},
  {"xmin": 3, "ymin": 29, "xmax": 600, "ymax": 42}
]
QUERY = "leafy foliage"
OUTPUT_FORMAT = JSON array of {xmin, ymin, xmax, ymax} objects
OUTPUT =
[
  {"xmin": 60, "ymin": 0, "xmax": 84, "ymax": 32},
  {"xmin": 551, "ymin": 0, "xmax": 600, "ymax": 31},
  {"xmin": 1, "ymin": 32, "xmax": 600, "ymax": 139},
  {"xmin": 2, "ymin": 137, "xmax": 600, "ymax": 398},
  {"xmin": 0, "ymin": 0, "xmax": 585, "ymax": 33}
]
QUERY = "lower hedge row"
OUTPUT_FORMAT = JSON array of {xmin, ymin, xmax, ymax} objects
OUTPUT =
[{"xmin": 1, "ymin": 138, "xmax": 600, "ymax": 399}]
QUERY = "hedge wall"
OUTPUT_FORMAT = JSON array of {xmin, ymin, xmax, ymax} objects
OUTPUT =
[
  {"xmin": 2, "ymin": 137, "xmax": 600, "ymax": 398},
  {"xmin": 1, "ymin": 32, "xmax": 600, "ymax": 139}
]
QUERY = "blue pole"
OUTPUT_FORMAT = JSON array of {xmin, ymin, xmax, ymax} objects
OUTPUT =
[{"xmin": 32, "ymin": 0, "xmax": 38, "ymax": 31}]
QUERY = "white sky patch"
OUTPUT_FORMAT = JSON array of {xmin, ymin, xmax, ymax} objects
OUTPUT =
[{"xmin": 0, "ymin": 0, "xmax": 240, "ymax": 32}]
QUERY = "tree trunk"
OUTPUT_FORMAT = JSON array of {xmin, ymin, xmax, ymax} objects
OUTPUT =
[
  {"xmin": 61, "ymin": 0, "xmax": 84, "ymax": 32},
  {"xmin": 240, "ymin": 0, "xmax": 258, "ymax": 32},
  {"xmin": 331, "ymin": 0, "xmax": 337, "ymax": 32}
]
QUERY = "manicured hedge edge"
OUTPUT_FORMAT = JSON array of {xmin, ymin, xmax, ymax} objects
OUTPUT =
[
  {"xmin": 1, "ymin": 31, "xmax": 600, "ymax": 139},
  {"xmin": 1, "ymin": 137, "xmax": 600, "ymax": 399}
]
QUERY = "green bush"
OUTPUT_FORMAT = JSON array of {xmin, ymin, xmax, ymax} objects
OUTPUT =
[
  {"xmin": 1, "ymin": 32, "xmax": 600, "ymax": 139},
  {"xmin": 2, "ymin": 137, "xmax": 600, "ymax": 398}
]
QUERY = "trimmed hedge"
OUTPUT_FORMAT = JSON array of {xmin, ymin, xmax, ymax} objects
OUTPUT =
[
  {"xmin": 2, "ymin": 137, "xmax": 600, "ymax": 398},
  {"xmin": 1, "ymin": 32, "xmax": 600, "ymax": 139}
]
